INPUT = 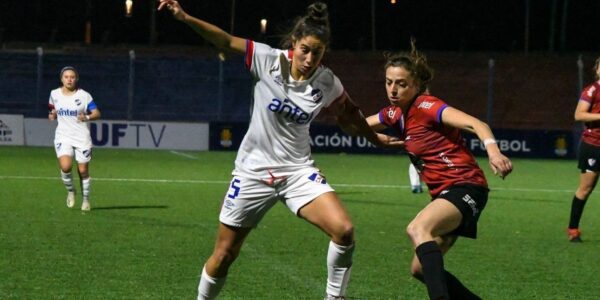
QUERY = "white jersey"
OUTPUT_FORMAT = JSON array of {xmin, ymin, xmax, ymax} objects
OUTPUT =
[
  {"xmin": 234, "ymin": 40, "xmax": 344, "ymax": 177},
  {"xmin": 49, "ymin": 88, "xmax": 97, "ymax": 148}
]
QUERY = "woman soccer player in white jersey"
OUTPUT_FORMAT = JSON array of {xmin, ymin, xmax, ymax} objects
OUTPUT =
[
  {"xmin": 159, "ymin": 1, "xmax": 402, "ymax": 299},
  {"xmin": 48, "ymin": 66, "xmax": 101, "ymax": 211}
]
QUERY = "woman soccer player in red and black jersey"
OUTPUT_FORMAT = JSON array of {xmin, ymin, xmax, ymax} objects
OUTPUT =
[
  {"xmin": 567, "ymin": 56, "xmax": 600, "ymax": 242},
  {"xmin": 366, "ymin": 41, "xmax": 512, "ymax": 300}
]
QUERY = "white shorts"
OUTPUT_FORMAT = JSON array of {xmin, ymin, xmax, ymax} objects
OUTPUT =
[
  {"xmin": 54, "ymin": 140, "xmax": 92, "ymax": 163},
  {"xmin": 219, "ymin": 167, "xmax": 335, "ymax": 228}
]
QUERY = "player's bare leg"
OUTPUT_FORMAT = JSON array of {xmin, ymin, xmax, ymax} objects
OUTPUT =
[
  {"xmin": 568, "ymin": 171, "xmax": 599, "ymax": 242},
  {"xmin": 299, "ymin": 192, "xmax": 354, "ymax": 299},
  {"xmin": 77, "ymin": 163, "xmax": 91, "ymax": 211},
  {"xmin": 198, "ymin": 223, "xmax": 252, "ymax": 300},
  {"xmin": 407, "ymin": 200, "xmax": 480, "ymax": 299},
  {"xmin": 58, "ymin": 155, "xmax": 76, "ymax": 208}
]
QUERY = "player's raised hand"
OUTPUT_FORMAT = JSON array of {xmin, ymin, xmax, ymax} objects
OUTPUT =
[
  {"xmin": 158, "ymin": 0, "xmax": 186, "ymax": 21},
  {"xmin": 488, "ymin": 153, "xmax": 512, "ymax": 179}
]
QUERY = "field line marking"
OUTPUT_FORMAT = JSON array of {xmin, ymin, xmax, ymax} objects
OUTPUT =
[
  {"xmin": 0, "ymin": 175, "xmax": 574, "ymax": 192},
  {"xmin": 170, "ymin": 150, "xmax": 198, "ymax": 159}
]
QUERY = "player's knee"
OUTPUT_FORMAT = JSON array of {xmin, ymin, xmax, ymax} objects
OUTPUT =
[
  {"xmin": 577, "ymin": 186, "xmax": 594, "ymax": 198},
  {"xmin": 406, "ymin": 220, "xmax": 427, "ymax": 243},
  {"xmin": 410, "ymin": 264, "xmax": 424, "ymax": 282},
  {"xmin": 331, "ymin": 221, "xmax": 354, "ymax": 245},
  {"xmin": 211, "ymin": 248, "xmax": 239, "ymax": 269}
]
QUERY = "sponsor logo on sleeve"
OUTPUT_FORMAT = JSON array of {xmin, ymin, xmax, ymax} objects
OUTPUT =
[{"xmin": 417, "ymin": 101, "xmax": 434, "ymax": 110}]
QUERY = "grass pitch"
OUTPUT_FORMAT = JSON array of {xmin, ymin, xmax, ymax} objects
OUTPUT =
[{"xmin": 1, "ymin": 146, "xmax": 599, "ymax": 299}]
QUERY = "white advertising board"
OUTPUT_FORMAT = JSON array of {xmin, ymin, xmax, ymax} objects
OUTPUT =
[
  {"xmin": 24, "ymin": 118, "xmax": 209, "ymax": 151},
  {"xmin": 0, "ymin": 114, "xmax": 25, "ymax": 146}
]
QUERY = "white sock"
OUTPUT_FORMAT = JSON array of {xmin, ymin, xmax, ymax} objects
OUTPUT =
[
  {"xmin": 81, "ymin": 177, "xmax": 91, "ymax": 202},
  {"xmin": 197, "ymin": 265, "xmax": 226, "ymax": 300},
  {"xmin": 408, "ymin": 164, "xmax": 421, "ymax": 187},
  {"xmin": 326, "ymin": 241, "xmax": 354, "ymax": 297},
  {"xmin": 61, "ymin": 171, "xmax": 75, "ymax": 192}
]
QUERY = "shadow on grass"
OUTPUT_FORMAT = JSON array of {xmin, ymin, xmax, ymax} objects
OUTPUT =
[{"xmin": 92, "ymin": 205, "xmax": 169, "ymax": 210}]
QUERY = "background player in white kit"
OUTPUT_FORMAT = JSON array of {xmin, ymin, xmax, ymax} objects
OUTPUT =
[
  {"xmin": 159, "ymin": 1, "xmax": 403, "ymax": 299},
  {"xmin": 48, "ymin": 66, "xmax": 101, "ymax": 211}
]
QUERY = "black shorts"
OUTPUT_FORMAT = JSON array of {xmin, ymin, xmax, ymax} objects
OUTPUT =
[
  {"xmin": 577, "ymin": 141, "xmax": 600, "ymax": 173},
  {"xmin": 434, "ymin": 184, "xmax": 489, "ymax": 239}
]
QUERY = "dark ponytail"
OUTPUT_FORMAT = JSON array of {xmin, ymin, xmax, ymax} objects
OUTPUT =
[{"xmin": 280, "ymin": 2, "xmax": 331, "ymax": 49}]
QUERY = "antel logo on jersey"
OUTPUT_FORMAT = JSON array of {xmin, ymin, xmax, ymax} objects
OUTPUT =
[
  {"xmin": 267, "ymin": 98, "xmax": 313, "ymax": 124},
  {"xmin": 56, "ymin": 108, "xmax": 79, "ymax": 116},
  {"xmin": 311, "ymin": 89, "xmax": 323, "ymax": 103}
]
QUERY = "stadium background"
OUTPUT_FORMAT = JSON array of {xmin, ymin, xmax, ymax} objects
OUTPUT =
[{"xmin": 1, "ymin": 0, "xmax": 599, "ymax": 155}]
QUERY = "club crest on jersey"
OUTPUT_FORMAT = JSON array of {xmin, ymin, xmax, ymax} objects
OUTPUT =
[
  {"xmin": 311, "ymin": 89, "xmax": 323, "ymax": 103},
  {"xmin": 273, "ymin": 75, "xmax": 284, "ymax": 86},
  {"xmin": 75, "ymin": 99, "xmax": 82, "ymax": 106},
  {"xmin": 588, "ymin": 158, "xmax": 596, "ymax": 167},
  {"xmin": 308, "ymin": 172, "xmax": 327, "ymax": 184},
  {"xmin": 387, "ymin": 108, "xmax": 396, "ymax": 118},
  {"xmin": 267, "ymin": 98, "xmax": 313, "ymax": 124}
]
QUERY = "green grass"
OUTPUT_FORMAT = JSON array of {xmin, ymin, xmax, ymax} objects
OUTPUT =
[{"xmin": 1, "ymin": 146, "xmax": 599, "ymax": 299}]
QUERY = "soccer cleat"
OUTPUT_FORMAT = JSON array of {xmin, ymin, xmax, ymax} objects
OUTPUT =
[
  {"xmin": 411, "ymin": 185, "xmax": 423, "ymax": 194},
  {"xmin": 81, "ymin": 201, "xmax": 91, "ymax": 212},
  {"xmin": 567, "ymin": 228, "xmax": 582, "ymax": 242},
  {"xmin": 324, "ymin": 296, "xmax": 345, "ymax": 300},
  {"xmin": 66, "ymin": 191, "xmax": 76, "ymax": 208}
]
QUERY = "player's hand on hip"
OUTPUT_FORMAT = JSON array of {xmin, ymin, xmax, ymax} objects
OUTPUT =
[
  {"xmin": 489, "ymin": 153, "xmax": 512, "ymax": 179},
  {"xmin": 158, "ymin": 0, "xmax": 186, "ymax": 21}
]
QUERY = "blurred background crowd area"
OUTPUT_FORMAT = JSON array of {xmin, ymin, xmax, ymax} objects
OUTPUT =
[{"xmin": 1, "ymin": 0, "xmax": 598, "ymax": 130}]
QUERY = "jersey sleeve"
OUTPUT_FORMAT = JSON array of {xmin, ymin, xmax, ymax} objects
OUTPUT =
[
  {"xmin": 580, "ymin": 83, "xmax": 598, "ymax": 103},
  {"xmin": 322, "ymin": 73, "xmax": 345, "ymax": 108},
  {"xmin": 378, "ymin": 105, "xmax": 403, "ymax": 127},
  {"xmin": 244, "ymin": 40, "xmax": 282, "ymax": 79},
  {"xmin": 48, "ymin": 91, "xmax": 56, "ymax": 110},
  {"xmin": 415, "ymin": 96, "xmax": 449, "ymax": 126}
]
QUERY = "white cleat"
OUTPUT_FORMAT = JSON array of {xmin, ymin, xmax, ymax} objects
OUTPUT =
[
  {"xmin": 66, "ymin": 191, "xmax": 76, "ymax": 208},
  {"xmin": 81, "ymin": 201, "xmax": 91, "ymax": 211}
]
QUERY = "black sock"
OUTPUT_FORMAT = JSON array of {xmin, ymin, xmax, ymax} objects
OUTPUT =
[
  {"xmin": 445, "ymin": 270, "xmax": 481, "ymax": 300},
  {"xmin": 416, "ymin": 241, "xmax": 449, "ymax": 300},
  {"xmin": 568, "ymin": 196, "xmax": 587, "ymax": 229}
]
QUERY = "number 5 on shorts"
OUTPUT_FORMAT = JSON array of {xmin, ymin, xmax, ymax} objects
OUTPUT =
[{"xmin": 227, "ymin": 178, "xmax": 241, "ymax": 199}]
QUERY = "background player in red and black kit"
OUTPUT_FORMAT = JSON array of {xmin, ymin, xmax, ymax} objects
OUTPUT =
[
  {"xmin": 567, "ymin": 56, "xmax": 600, "ymax": 242},
  {"xmin": 367, "ymin": 42, "xmax": 513, "ymax": 300}
]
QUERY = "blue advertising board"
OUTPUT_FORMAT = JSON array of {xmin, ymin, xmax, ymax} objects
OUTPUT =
[{"xmin": 209, "ymin": 122, "xmax": 577, "ymax": 159}]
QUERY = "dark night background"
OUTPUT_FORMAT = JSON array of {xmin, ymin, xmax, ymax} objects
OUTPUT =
[{"xmin": 1, "ymin": 0, "xmax": 599, "ymax": 52}]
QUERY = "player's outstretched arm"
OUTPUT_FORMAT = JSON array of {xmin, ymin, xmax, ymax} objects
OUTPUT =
[
  {"xmin": 330, "ymin": 93, "xmax": 403, "ymax": 149},
  {"xmin": 158, "ymin": 0, "xmax": 246, "ymax": 54},
  {"xmin": 441, "ymin": 106, "xmax": 513, "ymax": 178},
  {"xmin": 366, "ymin": 113, "xmax": 387, "ymax": 132}
]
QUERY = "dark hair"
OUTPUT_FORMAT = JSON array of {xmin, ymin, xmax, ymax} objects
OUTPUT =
[
  {"xmin": 60, "ymin": 66, "xmax": 79, "ymax": 80},
  {"xmin": 280, "ymin": 2, "xmax": 330, "ymax": 49},
  {"xmin": 383, "ymin": 39, "xmax": 433, "ymax": 94}
]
